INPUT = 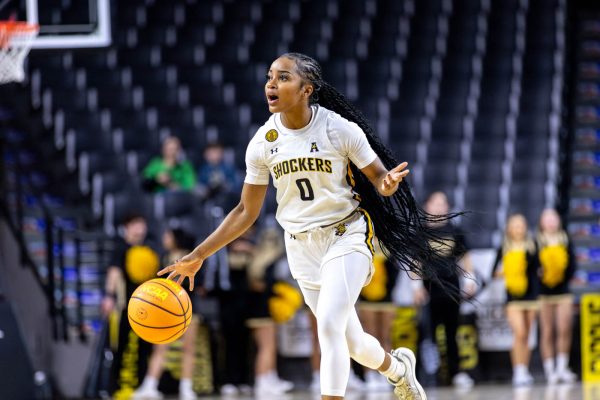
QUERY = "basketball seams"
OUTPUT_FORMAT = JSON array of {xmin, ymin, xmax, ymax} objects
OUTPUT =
[
  {"xmin": 153, "ymin": 280, "xmax": 189, "ymax": 328},
  {"xmin": 128, "ymin": 316, "xmax": 186, "ymax": 330},
  {"xmin": 128, "ymin": 315, "xmax": 187, "ymax": 344},
  {"xmin": 183, "ymin": 293, "xmax": 191, "ymax": 315},
  {"xmin": 130, "ymin": 295, "xmax": 185, "ymax": 317},
  {"xmin": 154, "ymin": 280, "xmax": 186, "ymax": 314},
  {"xmin": 153, "ymin": 325, "xmax": 188, "ymax": 344}
]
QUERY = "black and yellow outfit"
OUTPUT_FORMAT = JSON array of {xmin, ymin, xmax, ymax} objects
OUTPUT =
[
  {"xmin": 536, "ymin": 231, "xmax": 576, "ymax": 303},
  {"xmin": 246, "ymin": 228, "xmax": 295, "ymax": 326},
  {"xmin": 217, "ymin": 236, "xmax": 253, "ymax": 387},
  {"xmin": 492, "ymin": 239, "xmax": 540, "ymax": 308},
  {"xmin": 108, "ymin": 239, "xmax": 160, "ymax": 399},
  {"xmin": 421, "ymin": 223, "xmax": 467, "ymax": 381}
]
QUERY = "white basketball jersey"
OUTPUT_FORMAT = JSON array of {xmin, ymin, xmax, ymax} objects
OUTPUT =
[{"xmin": 245, "ymin": 106, "xmax": 377, "ymax": 233}]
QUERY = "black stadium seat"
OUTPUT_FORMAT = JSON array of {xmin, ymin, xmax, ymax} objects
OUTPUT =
[{"xmin": 24, "ymin": 0, "xmax": 562, "ymax": 254}]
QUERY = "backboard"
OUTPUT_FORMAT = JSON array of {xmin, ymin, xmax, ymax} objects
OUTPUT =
[{"xmin": 0, "ymin": 0, "xmax": 111, "ymax": 49}]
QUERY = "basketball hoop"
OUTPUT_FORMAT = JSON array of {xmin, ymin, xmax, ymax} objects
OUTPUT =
[{"xmin": 0, "ymin": 21, "xmax": 38, "ymax": 84}]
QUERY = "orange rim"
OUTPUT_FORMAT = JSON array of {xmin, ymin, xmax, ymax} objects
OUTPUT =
[
  {"xmin": 0, "ymin": 21, "xmax": 39, "ymax": 48},
  {"xmin": 0, "ymin": 21, "xmax": 40, "ymax": 32}
]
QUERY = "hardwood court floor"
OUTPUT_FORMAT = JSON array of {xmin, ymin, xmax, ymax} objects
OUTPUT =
[{"xmin": 191, "ymin": 382, "xmax": 592, "ymax": 400}]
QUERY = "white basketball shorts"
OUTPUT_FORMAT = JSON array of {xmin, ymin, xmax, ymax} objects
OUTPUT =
[{"xmin": 284, "ymin": 208, "xmax": 375, "ymax": 290}]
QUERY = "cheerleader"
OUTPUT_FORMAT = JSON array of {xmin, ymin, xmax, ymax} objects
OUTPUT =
[
  {"xmin": 160, "ymin": 53, "xmax": 465, "ymax": 400},
  {"xmin": 492, "ymin": 214, "xmax": 539, "ymax": 386},
  {"xmin": 536, "ymin": 209, "xmax": 577, "ymax": 384}
]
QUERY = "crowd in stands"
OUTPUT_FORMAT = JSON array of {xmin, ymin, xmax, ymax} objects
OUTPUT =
[{"xmin": 141, "ymin": 137, "xmax": 241, "ymax": 202}]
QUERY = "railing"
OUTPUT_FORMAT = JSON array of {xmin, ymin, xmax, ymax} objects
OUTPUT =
[{"xmin": 1, "ymin": 128, "xmax": 109, "ymax": 342}]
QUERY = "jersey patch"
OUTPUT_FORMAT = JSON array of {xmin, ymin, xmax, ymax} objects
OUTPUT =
[
  {"xmin": 334, "ymin": 223, "xmax": 348, "ymax": 236},
  {"xmin": 266, "ymin": 129, "xmax": 279, "ymax": 142},
  {"xmin": 310, "ymin": 142, "xmax": 319, "ymax": 152}
]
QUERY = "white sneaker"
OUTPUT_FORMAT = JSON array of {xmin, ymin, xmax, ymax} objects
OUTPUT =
[
  {"xmin": 452, "ymin": 372, "xmax": 474, "ymax": 389},
  {"xmin": 557, "ymin": 369, "xmax": 577, "ymax": 383},
  {"xmin": 271, "ymin": 376, "xmax": 294, "ymax": 392},
  {"xmin": 263, "ymin": 371, "xmax": 294, "ymax": 392},
  {"xmin": 219, "ymin": 384, "xmax": 238, "ymax": 395},
  {"xmin": 512, "ymin": 372, "xmax": 534, "ymax": 387},
  {"xmin": 255, "ymin": 377, "xmax": 292, "ymax": 395},
  {"xmin": 388, "ymin": 348, "xmax": 427, "ymax": 400},
  {"xmin": 546, "ymin": 371, "xmax": 559, "ymax": 385},
  {"xmin": 347, "ymin": 370, "xmax": 365, "ymax": 392},
  {"xmin": 131, "ymin": 386, "xmax": 164, "ymax": 400},
  {"xmin": 179, "ymin": 387, "xmax": 197, "ymax": 400}
]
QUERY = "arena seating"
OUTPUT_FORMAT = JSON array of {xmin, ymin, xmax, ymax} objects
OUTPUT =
[
  {"xmin": 26, "ymin": 0, "xmax": 565, "ymax": 248},
  {"xmin": 567, "ymin": 14, "xmax": 600, "ymax": 291}
]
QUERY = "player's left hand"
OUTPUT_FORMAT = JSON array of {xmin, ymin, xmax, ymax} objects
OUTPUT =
[{"xmin": 381, "ymin": 162, "xmax": 410, "ymax": 196}]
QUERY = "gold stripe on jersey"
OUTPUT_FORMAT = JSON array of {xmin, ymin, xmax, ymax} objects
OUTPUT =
[
  {"xmin": 357, "ymin": 207, "xmax": 375, "ymax": 256},
  {"xmin": 272, "ymin": 157, "xmax": 333, "ymax": 180},
  {"xmin": 346, "ymin": 164, "xmax": 362, "ymax": 202}
]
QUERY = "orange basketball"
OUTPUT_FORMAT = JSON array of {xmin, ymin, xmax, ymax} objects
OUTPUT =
[{"xmin": 128, "ymin": 278, "xmax": 192, "ymax": 344}]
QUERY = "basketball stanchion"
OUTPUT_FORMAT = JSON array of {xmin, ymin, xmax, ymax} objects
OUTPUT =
[{"xmin": 0, "ymin": 20, "xmax": 38, "ymax": 84}]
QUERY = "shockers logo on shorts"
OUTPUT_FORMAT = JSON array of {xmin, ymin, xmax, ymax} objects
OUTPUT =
[
  {"xmin": 334, "ymin": 223, "xmax": 347, "ymax": 236},
  {"xmin": 266, "ymin": 129, "xmax": 279, "ymax": 142}
]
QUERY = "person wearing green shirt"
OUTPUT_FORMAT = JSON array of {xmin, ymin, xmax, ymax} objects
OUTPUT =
[{"xmin": 142, "ymin": 136, "xmax": 196, "ymax": 192}]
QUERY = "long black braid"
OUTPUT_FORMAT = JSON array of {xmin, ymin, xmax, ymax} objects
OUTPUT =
[{"xmin": 282, "ymin": 52, "xmax": 466, "ymax": 298}]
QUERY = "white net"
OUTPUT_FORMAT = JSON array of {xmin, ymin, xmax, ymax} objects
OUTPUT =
[{"xmin": 0, "ymin": 22, "xmax": 39, "ymax": 84}]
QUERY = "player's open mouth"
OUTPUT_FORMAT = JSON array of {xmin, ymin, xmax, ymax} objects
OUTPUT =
[{"xmin": 267, "ymin": 95, "xmax": 279, "ymax": 105}]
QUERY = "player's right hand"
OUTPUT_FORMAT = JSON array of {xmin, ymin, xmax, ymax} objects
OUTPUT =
[{"xmin": 157, "ymin": 252, "xmax": 204, "ymax": 291}]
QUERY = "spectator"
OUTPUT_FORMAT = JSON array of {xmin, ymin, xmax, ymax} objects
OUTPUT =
[
  {"xmin": 492, "ymin": 214, "xmax": 539, "ymax": 387},
  {"xmin": 536, "ymin": 209, "xmax": 577, "ymax": 384},
  {"xmin": 196, "ymin": 142, "xmax": 239, "ymax": 201},
  {"xmin": 133, "ymin": 228, "xmax": 200, "ymax": 400},
  {"xmin": 412, "ymin": 191, "xmax": 475, "ymax": 388},
  {"xmin": 143, "ymin": 136, "xmax": 196, "ymax": 192},
  {"xmin": 217, "ymin": 229, "xmax": 253, "ymax": 395},
  {"xmin": 101, "ymin": 213, "xmax": 159, "ymax": 398}
]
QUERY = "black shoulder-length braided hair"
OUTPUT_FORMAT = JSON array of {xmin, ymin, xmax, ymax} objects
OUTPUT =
[{"xmin": 281, "ymin": 52, "xmax": 466, "ymax": 297}]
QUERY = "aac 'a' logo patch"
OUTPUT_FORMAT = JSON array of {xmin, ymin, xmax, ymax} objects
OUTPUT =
[{"xmin": 265, "ymin": 129, "xmax": 279, "ymax": 142}]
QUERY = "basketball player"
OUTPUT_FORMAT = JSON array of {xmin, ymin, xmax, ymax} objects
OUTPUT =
[{"xmin": 160, "ymin": 53, "xmax": 464, "ymax": 400}]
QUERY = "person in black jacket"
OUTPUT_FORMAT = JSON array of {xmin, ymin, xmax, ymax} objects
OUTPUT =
[
  {"xmin": 412, "ymin": 192, "xmax": 475, "ymax": 388},
  {"xmin": 536, "ymin": 209, "xmax": 577, "ymax": 384},
  {"xmin": 492, "ymin": 214, "xmax": 539, "ymax": 386},
  {"xmin": 101, "ymin": 213, "xmax": 159, "ymax": 397}
]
